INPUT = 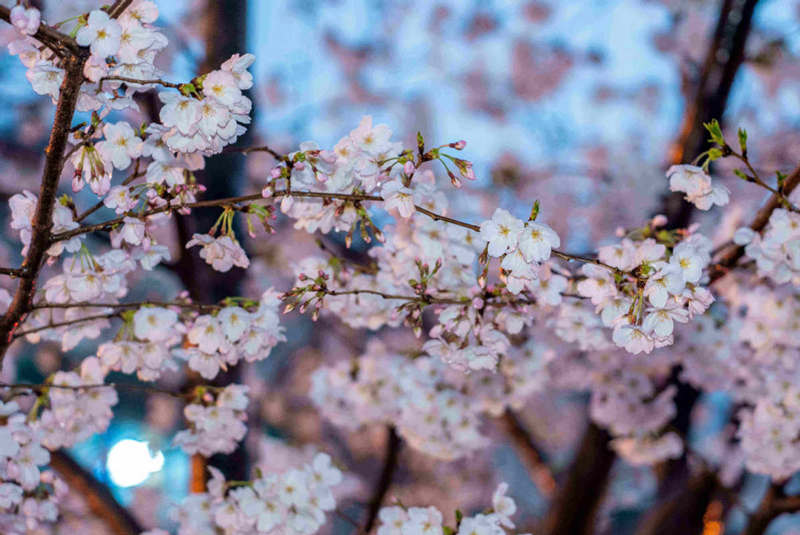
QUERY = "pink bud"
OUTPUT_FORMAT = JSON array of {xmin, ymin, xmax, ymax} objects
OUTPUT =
[
  {"xmin": 294, "ymin": 162, "xmax": 306, "ymax": 171},
  {"xmin": 652, "ymin": 214, "xmax": 668, "ymax": 227},
  {"xmin": 270, "ymin": 167, "xmax": 282, "ymax": 179},
  {"xmin": 403, "ymin": 161, "xmax": 415, "ymax": 175}
]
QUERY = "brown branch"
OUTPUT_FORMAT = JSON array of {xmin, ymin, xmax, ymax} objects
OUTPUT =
[
  {"xmin": 633, "ymin": 470, "xmax": 719, "ymax": 535},
  {"xmin": 98, "ymin": 75, "xmax": 182, "ymax": 92},
  {"xmin": 49, "ymin": 450, "xmax": 142, "ymax": 535},
  {"xmin": 737, "ymin": 482, "xmax": 800, "ymax": 535},
  {"xmin": 30, "ymin": 299, "xmax": 220, "ymax": 311},
  {"xmin": 224, "ymin": 144, "xmax": 286, "ymax": 160},
  {"xmin": 542, "ymin": 422, "xmax": 615, "ymax": 535},
  {"xmin": 501, "ymin": 410, "xmax": 556, "ymax": 499},
  {"xmin": 0, "ymin": 51, "xmax": 88, "ymax": 364},
  {"xmin": 13, "ymin": 311, "xmax": 121, "ymax": 339},
  {"xmin": 0, "ymin": 267, "xmax": 24, "ymax": 278},
  {"xmin": 741, "ymin": 483, "xmax": 783, "ymax": 535},
  {"xmin": 105, "ymin": 0, "xmax": 135, "ymax": 19},
  {"xmin": 363, "ymin": 426, "xmax": 402, "ymax": 533},
  {"xmin": 640, "ymin": 3, "xmax": 762, "ymax": 533},
  {"xmin": 0, "ymin": 6, "xmax": 81, "ymax": 56}
]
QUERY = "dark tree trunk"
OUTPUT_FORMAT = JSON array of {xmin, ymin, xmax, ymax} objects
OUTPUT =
[
  {"xmin": 543, "ymin": 423, "xmax": 615, "ymax": 535},
  {"xmin": 182, "ymin": 0, "xmax": 252, "ymax": 488}
]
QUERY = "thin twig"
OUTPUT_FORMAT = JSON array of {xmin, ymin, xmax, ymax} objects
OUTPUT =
[
  {"xmin": 13, "ymin": 311, "xmax": 122, "ymax": 339},
  {"xmin": 0, "ymin": 380, "xmax": 188, "ymax": 399}
]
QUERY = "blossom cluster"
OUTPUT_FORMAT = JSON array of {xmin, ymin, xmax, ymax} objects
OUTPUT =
[
  {"xmin": 377, "ymin": 482, "xmax": 519, "ymax": 535},
  {"xmin": 25, "ymin": 250, "xmax": 152, "ymax": 351},
  {"xmin": 174, "ymin": 289, "xmax": 286, "ymax": 380},
  {"xmin": 174, "ymin": 385, "xmax": 249, "ymax": 457},
  {"xmin": 150, "ymin": 453, "xmax": 342, "ymax": 535},
  {"xmin": 9, "ymin": 2, "xmax": 165, "ymax": 110},
  {"xmin": 158, "ymin": 53, "xmax": 254, "ymax": 155},
  {"xmin": 736, "ymin": 208, "xmax": 800, "ymax": 285},
  {"xmin": 576, "ymin": 232, "xmax": 715, "ymax": 354},
  {"xmin": 0, "ymin": 401, "xmax": 65, "ymax": 534},
  {"xmin": 9, "ymin": 191, "xmax": 82, "ymax": 257},
  {"xmin": 480, "ymin": 207, "xmax": 561, "ymax": 293},
  {"xmin": 267, "ymin": 116, "xmax": 404, "ymax": 235},
  {"xmin": 311, "ymin": 340, "xmax": 554, "ymax": 459},
  {"xmin": 667, "ymin": 164, "xmax": 730, "ymax": 211},
  {"xmin": 33, "ymin": 357, "xmax": 118, "ymax": 450}
]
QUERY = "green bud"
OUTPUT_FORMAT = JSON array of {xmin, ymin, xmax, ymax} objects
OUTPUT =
[
  {"xmin": 737, "ymin": 127, "xmax": 747, "ymax": 154},
  {"xmin": 733, "ymin": 168, "xmax": 753, "ymax": 182},
  {"xmin": 529, "ymin": 200, "xmax": 540, "ymax": 221},
  {"xmin": 704, "ymin": 119, "xmax": 725, "ymax": 146}
]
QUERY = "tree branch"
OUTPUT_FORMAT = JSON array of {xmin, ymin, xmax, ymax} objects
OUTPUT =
[
  {"xmin": 49, "ymin": 450, "xmax": 142, "ymax": 535},
  {"xmin": 0, "ymin": 51, "xmax": 88, "ymax": 364},
  {"xmin": 0, "ymin": 5, "xmax": 81, "ymax": 56},
  {"xmin": 501, "ymin": 410, "xmax": 556, "ymax": 499},
  {"xmin": 542, "ymin": 422, "xmax": 615, "ymax": 535},
  {"xmin": 363, "ymin": 426, "xmax": 402, "ymax": 533},
  {"xmin": 52, "ymin": 188, "xmax": 616, "ymax": 270}
]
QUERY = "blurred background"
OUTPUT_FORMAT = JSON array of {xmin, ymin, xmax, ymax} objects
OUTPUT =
[{"xmin": 2, "ymin": 0, "xmax": 800, "ymax": 534}]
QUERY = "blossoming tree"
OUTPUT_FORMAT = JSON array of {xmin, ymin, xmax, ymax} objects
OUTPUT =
[{"xmin": 0, "ymin": 0, "xmax": 799, "ymax": 534}]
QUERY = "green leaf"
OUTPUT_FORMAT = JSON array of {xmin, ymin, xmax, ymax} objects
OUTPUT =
[
  {"xmin": 704, "ymin": 119, "xmax": 725, "ymax": 146},
  {"xmin": 706, "ymin": 147, "xmax": 723, "ymax": 161}
]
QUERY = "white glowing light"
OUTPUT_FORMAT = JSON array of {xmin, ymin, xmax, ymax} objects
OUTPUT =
[{"xmin": 106, "ymin": 439, "xmax": 164, "ymax": 487}]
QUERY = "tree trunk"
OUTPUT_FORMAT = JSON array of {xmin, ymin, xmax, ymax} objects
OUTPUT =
[
  {"xmin": 183, "ymin": 0, "xmax": 251, "ymax": 489},
  {"xmin": 542, "ymin": 423, "xmax": 615, "ymax": 535}
]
